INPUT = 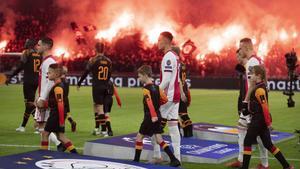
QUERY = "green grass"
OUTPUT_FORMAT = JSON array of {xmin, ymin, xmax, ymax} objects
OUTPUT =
[{"xmin": 0, "ymin": 85, "xmax": 299, "ymax": 169}]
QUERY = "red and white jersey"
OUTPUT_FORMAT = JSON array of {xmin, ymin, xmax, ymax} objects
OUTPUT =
[
  {"xmin": 38, "ymin": 55, "xmax": 57, "ymax": 101},
  {"xmin": 160, "ymin": 50, "xmax": 180, "ymax": 103},
  {"xmin": 245, "ymin": 55, "xmax": 262, "ymax": 89}
]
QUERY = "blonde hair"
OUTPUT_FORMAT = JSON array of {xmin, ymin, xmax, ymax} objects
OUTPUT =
[{"xmin": 137, "ymin": 65, "xmax": 152, "ymax": 77}]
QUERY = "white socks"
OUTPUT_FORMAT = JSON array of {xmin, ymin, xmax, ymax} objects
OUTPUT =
[
  {"xmin": 257, "ymin": 137, "xmax": 269, "ymax": 167},
  {"xmin": 238, "ymin": 129, "xmax": 246, "ymax": 162},
  {"xmin": 49, "ymin": 132, "xmax": 61, "ymax": 146},
  {"xmin": 151, "ymin": 136, "xmax": 162, "ymax": 159},
  {"xmin": 168, "ymin": 125, "xmax": 181, "ymax": 160}
]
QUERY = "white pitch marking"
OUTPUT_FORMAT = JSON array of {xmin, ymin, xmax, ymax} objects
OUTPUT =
[{"xmin": 0, "ymin": 144, "xmax": 83, "ymax": 150}]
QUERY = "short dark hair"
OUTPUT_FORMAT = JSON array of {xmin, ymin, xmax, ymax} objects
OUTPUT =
[
  {"xmin": 137, "ymin": 65, "xmax": 152, "ymax": 77},
  {"xmin": 49, "ymin": 63, "xmax": 63, "ymax": 76},
  {"xmin": 95, "ymin": 42, "xmax": 104, "ymax": 53},
  {"xmin": 160, "ymin": 31, "xmax": 173, "ymax": 42},
  {"xmin": 240, "ymin": 38, "xmax": 252, "ymax": 44},
  {"xmin": 40, "ymin": 37, "xmax": 53, "ymax": 49}
]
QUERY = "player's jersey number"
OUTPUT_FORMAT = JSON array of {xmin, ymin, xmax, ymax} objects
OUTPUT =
[
  {"xmin": 33, "ymin": 59, "xmax": 41, "ymax": 73},
  {"xmin": 98, "ymin": 66, "xmax": 109, "ymax": 80}
]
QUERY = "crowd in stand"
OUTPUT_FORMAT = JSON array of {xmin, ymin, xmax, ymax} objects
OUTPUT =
[{"xmin": 0, "ymin": 4, "xmax": 296, "ymax": 78}]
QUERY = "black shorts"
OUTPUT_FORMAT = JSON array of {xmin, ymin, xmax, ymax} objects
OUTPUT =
[
  {"xmin": 23, "ymin": 83, "xmax": 38, "ymax": 102},
  {"xmin": 104, "ymin": 95, "xmax": 113, "ymax": 113},
  {"xmin": 179, "ymin": 100, "xmax": 188, "ymax": 113},
  {"xmin": 92, "ymin": 86, "xmax": 107, "ymax": 104},
  {"xmin": 44, "ymin": 112, "xmax": 66, "ymax": 133},
  {"xmin": 139, "ymin": 118, "xmax": 163, "ymax": 137}
]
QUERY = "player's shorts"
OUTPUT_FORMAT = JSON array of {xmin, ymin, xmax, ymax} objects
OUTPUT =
[
  {"xmin": 44, "ymin": 112, "xmax": 66, "ymax": 133},
  {"xmin": 178, "ymin": 100, "xmax": 188, "ymax": 113},
  {"xmin": 104, "ymin": 95, "xmax": 113, "ymax": 113},
  {"xmin": 139, "ymin": 118, "xmax": 163, "ymax": 136},
  {"xmin": 160, "ymin": 102, "xmax": 179, "ymax": 120},
  {"xmin": 23, "ymin": 83, "xmax": 38, "ymax": 102},
  {"xmin": 92, "ymin": 86, "xmax": 107, "ymax": 104},
  {"xmin": 34, "ymin": 108, "xmax": 50, "ymax": 122}
]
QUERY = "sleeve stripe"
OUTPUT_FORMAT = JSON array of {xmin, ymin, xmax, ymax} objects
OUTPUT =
[
  {"xmin": 164, "ymin": 70, "xmax": 173, "ymax": 72},
  {"xmin": 164, "ymin": 66, "xmax": 172, "ymax": 69}
]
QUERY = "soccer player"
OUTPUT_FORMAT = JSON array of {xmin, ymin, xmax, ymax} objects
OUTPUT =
[
  {"xmin": 77, "ymin": 42, "xmax": 112, "ymax": 136},
  {"xmin": 35, "ymin": 37, "xmax": 63, "ymax": 150},
  {"xmin": 241, "ymin": 65, "xmax": 293, "ymax": 169},
  {"xmin": 226, "ymin": 45, "xmax": 268, "ymax": 169},
  {"xmin": 103, "ymin": 80, "xmax": 122, "ymax": 136},
  {"xmin": 133, "ymin": 65, "xmax": 180, "ymax": 167},
  {"xmin": 62, "ymin": 66, "xmax": 77, "ymax": 132},
  {"xmin": 239, "ymin": 38, "xmax": 269, "ymax": 169},
  {"xmin": 178, "ymin": 62, "xmax": 192, "ymax": 137},
  {"xmin": 6, "ymin": 39, "xmax": 41, "ymax": 132},
  {"xmin": 151, "ymin": 32, "xmax": 181, "ymax": 162},
  {"xmin": 41, "ymin": 63, "xmax": 77, "ymax": 154},
  {"xmin": 171, "ymin": 46, "xmax": 192, "ymax": 137}
]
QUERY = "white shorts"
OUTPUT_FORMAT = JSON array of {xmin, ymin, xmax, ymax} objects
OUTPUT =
[
  {"xmin": 34, "ymin": 108, "xmax": 50, "ymax": 122},
  {"xmin": 160, "ymin": 102, "xmax": 179, "ymax": 120}
]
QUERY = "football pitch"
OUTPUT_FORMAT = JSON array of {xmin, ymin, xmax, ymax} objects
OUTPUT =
[{"xmin": 0, "ymin": 85, "xmax": 299, "ymax": 169}]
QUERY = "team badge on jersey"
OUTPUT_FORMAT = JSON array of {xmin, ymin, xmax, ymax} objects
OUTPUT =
[{"xmin": 166, "ymin": 60, "xmax": 171, "ymax": 65}]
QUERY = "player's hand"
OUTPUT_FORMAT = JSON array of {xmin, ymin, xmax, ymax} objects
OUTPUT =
[
  {"xmin": 151, "ymin": 117, "xmax": 158, "ymax": 122},
  {"xmin": 59, "ymin": 125, "xmax": 65, "ymax": 133},
  {"xmin": 36, "ymin": 100, "xmax": 45, "ymax": 109},
  {"xmin": 181, "ymin": 93, "xmax": 187, "ymax": 102}
]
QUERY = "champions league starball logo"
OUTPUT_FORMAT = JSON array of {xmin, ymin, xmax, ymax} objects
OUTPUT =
[{"xmin": 35, "ymin": 159, "xmax": 146, "ymax": 169}]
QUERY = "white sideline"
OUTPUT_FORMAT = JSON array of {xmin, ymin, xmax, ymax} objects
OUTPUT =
[{"xmin": 0, "ymin": 144, "xmax": 83, "ymax": 150}]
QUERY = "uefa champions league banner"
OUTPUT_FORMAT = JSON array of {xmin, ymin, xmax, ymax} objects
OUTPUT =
[{"xmin": 9, "ymin": 73, "xmax": 300, "ymax": 91}]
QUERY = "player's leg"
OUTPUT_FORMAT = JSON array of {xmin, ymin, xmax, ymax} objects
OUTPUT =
[
  {"xmin": 259, "ymin": 127, "xmax": 291, "ymax": 169},
  {"xmin": 41, "ymin": 131, "xmax": 50, "ymax": 150},
  {"xmin": 65, "ymin": 98, "xmax": 76, "ymax": 132},
  {"xmin": 16, "ymin": 84, "xmax": 36, "ymax": 131},
  {"xmin": 133, "ymin": 133, "xmax": 144, "ymax": 162},
  {"xmin": 150, "ymin": 116, "xmax": 167, "ymax": 163},
  {"xmin": 256, "ymin": 136, "xmax": 269, "ymax": 168},
  {"xmin": 225, "ymin": 124, "xmax": 246, "ymax": 168},
  {"xmin": 95, "ymin": 104, "xmax": 107, "ymax": 136},
  {"xmin": 155, "ymin": 134, "xmax": 181, "ymax": 167},
  {"xmin": 105, "ymin": 113, "xmax": 113, "ymax": 136},
  {"xmin": 179, "ymin": 112, "xmax": 193, "ymax": 137},
  {"xmin": 93, "ymin": 109, "xmax": 100, "ymax": 135},
  {"xmin": 166, "ymin": 102, "xmax": 181, "ymax": 161},
  {"xmin": 57, "ymin": 132, "xmax": 78, "ymax": 153},
  {"xmin": 92, "ymin": 87, "xmax": 100, "ymax": 135},
  {"xmin": 241, "ymin": 125, "xmax": 260, "ymax": 169},
  {"xmin": 92, "ymin": 87, "xmax": 107, "ymax": 136},
  {"xmin": 44, "ymin": 112, "xmax": 64, "ymax": 151},
  {"xmin": 238, "ymin": 128, "xmax": 246, "ymax": 165},
  {"xmin": 104, "ymin": 96, "xmax": 113, "ymax": 136}
]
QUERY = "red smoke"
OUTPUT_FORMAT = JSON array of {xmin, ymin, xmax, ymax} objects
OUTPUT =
[{"xmin": 1, "ymin": 0, "xmax": 300, "ymax": 59}]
